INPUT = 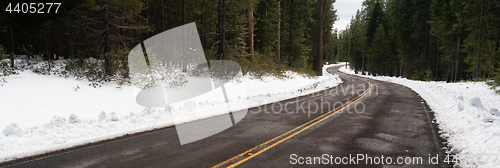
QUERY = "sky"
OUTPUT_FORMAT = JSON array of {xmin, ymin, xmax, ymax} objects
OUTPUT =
[{"xmin": 332, "ymin": 0, "xmax": 364, "ymax": 31}]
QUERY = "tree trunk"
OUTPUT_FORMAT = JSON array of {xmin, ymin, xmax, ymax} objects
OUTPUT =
[
  {"xmin": 399, "ymin": 58, "xmax": 403, "ymax": 77},
  {"xmin": 45, "ymin": 21, "xmax": 52, "ymax": 60},
  {"xmin": 182, "ymin": 0, "xmax": 186, "ymax": 25},
  {"xmin": 289, "ymin": 0, "xmax": 294, "ymax": 67},
  {"xmin": 435, "ymin": 38, "xmax": 439, "ymax": 81},
  {"xmin": 475, "ymin": 0, "xmax": 484, "ymax": 79},
  {"xmin": 182, "ymin": 0, "xmax": 187, "ymax": 72},
  {"xmin": 55, "ymin": 40, "xmax": 60, "ymax": 60},
  {"xmin": 455, "ymin": 27, "xmax": 462, "ymax": 81},
  {"xmin": 361, "ymin": 48, "xmax": 365, "ymax": 75},
  {"xmin": 446, "ymin": 61, "xmax": 451, "ymax": 82},
  {"xmin": 264, "ymin": 6, "xmax": 268, "ymax": 56},
  {"xmin": 454, "ymin": 59, "xmax": 459, "ymax": 82},
  {"xmin": 246, "ymin": 2, "xmax": 254, "ymax": 63},
  {"xmin": 428, "ymin": 30, "xmax": 432, "ymax": 79},
  {"xmin": 316, "ymin": 0, "xmax": 323, "ymax": 76},
  {"xmin": 103, "ymin": 7, "xmax": 110, "ymax": 52},
  {"xmin": 10, "ymin": 20, "xmax": 15, "ymax": 68},
  {"xmin": 367, "ymin": 58, "xmax": 371, "ymax": 75},
  {"xmin": 161, "ymin": 0, "xmax": 164, "ymax": 32},
  {"xmin": 201, "ymin": 0, "xmax": 206, "ymax": 49},
  {"xmin": 103, "ymin": 6, "xmax": 113, "ymax": 77},
  {"xmin": 345, "ymin": 41, "xmax": 347, "ymax": 69},
  {"xmin": 277, "ymin": 1, "xmax": 281, "ymax": 64},
  {"xmin": 376, "ymin": 56, "xmax": 382, "ymax": 76},
  {"xmin": 218, "ymin": 0, "xmax": 226, "ymax": 59}
]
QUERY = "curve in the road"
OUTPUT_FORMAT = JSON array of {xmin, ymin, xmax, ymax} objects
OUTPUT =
[
  {"xmin": 213, "ymin": 80, "xmax": 373, "ymax": 167},
  {"xmin": 1, "ymin": 65, "xmax": 447, "ymax": 168}
]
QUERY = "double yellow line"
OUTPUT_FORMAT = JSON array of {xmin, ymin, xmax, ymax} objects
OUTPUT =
[{"xmin": 212, "ymin": 80, "xmax": 373, "ymax": 168}]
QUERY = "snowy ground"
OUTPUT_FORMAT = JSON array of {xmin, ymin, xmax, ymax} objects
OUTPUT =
[
  {"xmin": 339, "ymin": 65, "xmax": 500, "ymax": 168},
  {"xmin": 0, "ymin": 62, "xmax": 343, "ymax": 163}
]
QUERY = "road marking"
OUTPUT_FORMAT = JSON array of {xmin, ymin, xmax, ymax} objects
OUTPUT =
[{"xmin": 213, "ymin": 78, "xmax": 373, "ymax": 168}]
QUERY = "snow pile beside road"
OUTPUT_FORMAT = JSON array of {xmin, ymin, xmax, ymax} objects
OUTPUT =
[
  {"xmin": 2, "ymin": 123, "xmax": 23, "ymax": 137},
  {"xmin": 339, "ymin": 65, "xmax": 500, "ymax": 167},
  {"xmin": 0, "ymin": 65, "xmax": 342, "ymax": 163}
]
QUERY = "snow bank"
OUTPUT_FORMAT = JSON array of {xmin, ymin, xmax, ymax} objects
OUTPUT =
[
  {"xmin": 2, "ymin": 123, "xmax": 23, "ymax": 137},
  {"xmin": 0, "ymin": 64, "xmax": 342, "ymax": 163},
  {"xmin": 339, "ymin": 65, "xmax": 500, "ymax": 168},
  {"xmin": 68, "ymin": 114, "xmax": 81, "ymax": 124},
  {"xmin": 469, "ymin": 97, "xmax": 484, "ymax": 110}
]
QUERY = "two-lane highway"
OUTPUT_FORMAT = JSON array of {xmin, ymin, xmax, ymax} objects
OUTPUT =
[{"xmin": 1, "ymin": 66, "xmax": 448, "ymax": 168}]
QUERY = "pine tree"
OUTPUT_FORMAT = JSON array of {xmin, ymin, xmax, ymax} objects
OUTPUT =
[
  {"xmin": 365, "ymin": 0, "xmax": 387, "ymax": 75},
  {"xmin": 314, "ymin": 0, "xmax": 324, "ymax": 76},
  {"xmin": 282, "ymin": 0, "xmax": 315, "ymax": 69},
  {"xmin": 348, "ymin": 11, "xmax": 367, "ymax": 73},
  {"xmin": 387, "ymin": 0, "xmax": 401, "ymax": 76},
  {"xmin": 461, "ymin": 0, "xmax": 496, "ymax": 79},
  {"xmin": 369, "ymin": 25, "xmax": 388, "ymax": 75},
  {"xmin": 87, "ymin": 0, "xmax": 147, "ymax": 77},
  {"xmin": 255, "ymin": 0, "xmax": 279, "ymax": 57}
]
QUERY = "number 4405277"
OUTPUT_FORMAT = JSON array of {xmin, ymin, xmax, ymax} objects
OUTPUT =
[{"xmin": 5, "ymin": 3, "xmax": 61, "ymax": 14}]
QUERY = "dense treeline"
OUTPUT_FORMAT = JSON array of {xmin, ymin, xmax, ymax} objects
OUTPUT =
[
  {"xmin": 0, "ymin": 0, "xmax": 338, "ymax": 78},
  {"xmin": 340, "ymin": 0, "xmax": 500, "ymax": 83}
]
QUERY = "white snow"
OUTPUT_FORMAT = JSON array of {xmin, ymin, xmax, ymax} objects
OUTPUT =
[
  {"xmin": 2, "ymin": 123, "xmax": 23, "ymax": 137},
  {"xmin": 339, "ymin": 65, "xmax": 500, "ymax": 168},
  {"xmin": 470, "ymin": 97, "xmax": 485, "ymax": 110},
  {"xmin": 68, "ymin": 114, "xmax": 81, "ymax": 124},
  {"xmin": 0, "ymin": 63, "xmax": 343, "ymax": 163}
]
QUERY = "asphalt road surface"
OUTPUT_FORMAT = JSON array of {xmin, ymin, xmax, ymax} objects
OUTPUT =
[{"xmin": 1, "ymin": 66, "xmax": 448, "ymax": 168}]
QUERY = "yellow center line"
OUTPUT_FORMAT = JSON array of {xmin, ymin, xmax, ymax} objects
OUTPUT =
[
  {"xmin": 212, "ymin": 87, "xmax": 364, "ymax": 167},
  {"xmin": 213, "ymin": 79, "xmax": 373, "ymax": 168}
]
